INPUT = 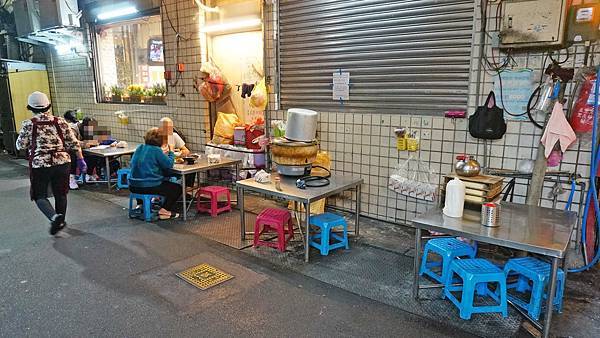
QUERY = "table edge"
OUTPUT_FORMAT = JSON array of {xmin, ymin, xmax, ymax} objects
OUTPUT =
[{"xmin": 411, "ymin": 220, "xmax": 569, "ymax": 258}]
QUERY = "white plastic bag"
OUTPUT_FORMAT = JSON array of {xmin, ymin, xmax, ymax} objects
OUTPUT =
[{"xmin": 388, "ymin": 155, "xmax": 438, "ymax": 201}]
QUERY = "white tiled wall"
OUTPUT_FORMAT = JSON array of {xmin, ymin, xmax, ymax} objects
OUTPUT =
[
  {"xmin": 47, "ymin": 1, "xmax": 593, "ymax": 230},
  {"xmin": 267, "ymin": 1, "xmax": 594, "ymax": 226}
]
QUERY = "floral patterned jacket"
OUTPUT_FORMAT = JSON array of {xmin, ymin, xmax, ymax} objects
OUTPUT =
[{"xmin": 16, "ymin": 113, "xmax": 81, "ymax": 168}]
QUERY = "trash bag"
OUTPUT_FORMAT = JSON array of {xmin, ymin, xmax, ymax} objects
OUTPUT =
[
  {"xmin": 212, "ymin": 112, "xmax": 240, "ymax": 144},
  {"xmin": 200, "ymin": 60, "xmax": 228, "ymax": 102},
  {"xmin": 249, "ymin": 78, "xmax": 268, "ymax": 111}
]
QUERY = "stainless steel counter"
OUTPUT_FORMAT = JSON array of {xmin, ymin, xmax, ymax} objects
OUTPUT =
[
  {"xmin": 170, "ymin": 158, "xmax": 241, "ymax": 221},
  {"xmin": 411, "ymin": 202, "xmax": 577, "ymax": 338},
  {"xmin": 83, "ymin": 143, "xmax": 140, "ymax": 191},
  {"xmin": 236, "ymin": 175, "xmax": 363, "ymax": 204},
  {"xmin": 236, "ymin": 174, "xmax": 363, "ymax": 262},
  {"xmin": 412, "ymin": 203, "xmax": 577, "ymax": 258}
]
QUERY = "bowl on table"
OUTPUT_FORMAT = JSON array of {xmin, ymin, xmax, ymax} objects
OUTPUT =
[{"xmin": 183, "ymin": 156, "xmax": 196, "ymax": 165}]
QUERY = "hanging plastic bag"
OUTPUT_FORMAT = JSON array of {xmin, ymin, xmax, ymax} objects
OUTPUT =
[
  {"xmin": 249, "ymin": 78, "xmax": 268, "ymax": 111},
  {"xmin": 388, "ymin": 155, "xmax": 437, "ymax": 202},
  {"xmin": 212, "ymin": 112, "xmax": 240, "ymax": 144},
  {"xmin": 200, "ymin": 60, "xmax": 228, "ymax": 102},
  {"xmin": 570, "ymin": 67, "xmax": 597, "ymax": 133}
]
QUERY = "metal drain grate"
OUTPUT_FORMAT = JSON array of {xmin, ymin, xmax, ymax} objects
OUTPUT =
[{"xmin": 176, "ymin": 264, "xmax": 234, "ymax": 290}]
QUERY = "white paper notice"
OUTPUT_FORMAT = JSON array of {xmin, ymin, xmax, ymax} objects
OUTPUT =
[{"xmin": 332, "ymin": 72, "xmax": 350, "ymax": 100}]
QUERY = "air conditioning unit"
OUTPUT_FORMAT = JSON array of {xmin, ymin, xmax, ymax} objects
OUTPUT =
[{"xmin": 13, "ymin": 0, "xmax": 80, "ymax": 37}]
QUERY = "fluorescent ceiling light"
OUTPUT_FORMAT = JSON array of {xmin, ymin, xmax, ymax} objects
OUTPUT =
[
  {"xmin": 97, "ymin": 6, "xmax": 138, "ymax": 21},
  {"xmin": 201, "ymin": 17, "xmax": 261, "ymax": 33}
]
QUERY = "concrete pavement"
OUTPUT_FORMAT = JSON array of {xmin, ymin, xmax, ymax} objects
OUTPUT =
[{"xmin": 0, "ymin": 156, "xmax": 470, "ymax": 338}]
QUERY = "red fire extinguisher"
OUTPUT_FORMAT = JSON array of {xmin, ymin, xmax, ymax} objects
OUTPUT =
[{"xmin": 571, "ymin": 72, "xmax": 597, "ymax": 133}]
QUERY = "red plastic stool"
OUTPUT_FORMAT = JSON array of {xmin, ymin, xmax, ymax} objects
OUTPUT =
[
  {"xmin": 196, "ymin": 186, "xmax": 232, "ymax": 217},
  {"xmin": 254, "ymin": 208, "xmax": 294, "ymax": 252}
]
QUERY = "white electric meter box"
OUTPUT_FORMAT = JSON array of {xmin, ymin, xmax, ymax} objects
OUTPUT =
[{"xmin": 499, "ymin": 0, "xmax": 568, "ymax": 49}]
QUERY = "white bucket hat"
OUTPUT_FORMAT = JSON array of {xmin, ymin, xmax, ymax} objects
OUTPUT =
[{"xmin": 27, "ymin": 91, "xmax": 51, "ymax": 112}]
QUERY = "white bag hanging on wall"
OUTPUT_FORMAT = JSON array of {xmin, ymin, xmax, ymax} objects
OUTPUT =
[
  {"xmin": 443, "ymin": 178, "xmax": 466, "ymax": 218},
  {"xmin": 388, "ymin": 155, "xmax": 437, "ymax": 202}
]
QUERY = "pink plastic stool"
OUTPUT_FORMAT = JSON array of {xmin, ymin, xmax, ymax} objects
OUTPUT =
[
  {"xmin": 254, "ymin": 208, "xmax": 294, "ymax": 252},
  {"xmin": 196, "ymin": 186, "xmax": 232, "ymax": 217}
]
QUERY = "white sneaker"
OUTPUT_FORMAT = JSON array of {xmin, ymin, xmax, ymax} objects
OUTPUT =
[
  {"xmin": 69, "ymin": 175, "xmax": 79, "ymax": 190},
  {"xmin": 85, "ymin": 174, "xmax": 97, "ymax": 182}
]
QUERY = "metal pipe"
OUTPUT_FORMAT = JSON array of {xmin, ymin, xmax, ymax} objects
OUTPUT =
[
  {"xmin": 238, "ymin": 185, "xmax": 245, "ymax": 241},
  {"xmin": 304, "ymin": 201, "xmax": 311, "ymax": 262},
  {"xmin": 355, "ymin": 184, "xmax": 361, "ymax": 236},
  {"xmin": 413, "ymin": 228, "xmax": 421, "ymax": 299},
  {"xmin": 542, "ymin": 257, "xmax": 560, "ymax": 338}
]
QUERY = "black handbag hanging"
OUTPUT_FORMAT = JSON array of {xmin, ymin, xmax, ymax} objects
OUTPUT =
[{"xmin": 469, "ymin": 91, "xmax": 507, "ymax": 140}]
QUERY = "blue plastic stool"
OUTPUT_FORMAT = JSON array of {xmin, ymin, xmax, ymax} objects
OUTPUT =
[
  {"xmin": 420, "ymin": 237, "xmax": 477, "ymax": 284},
  {"xmin": 116, "ymin": 168, "xmax": 131, "ymax": 190},
  {"xmin": 129, "ymin": 193, "xmax": 164, "ymax": 222},
  {"xmin": 503, "ymin": 257, "xmax": 565, "ymax": 321},
  {"xmin": 444, "ymin": 258, "xmax": 508, "ymax": 320},
  {"xmin": 309, "ymin": 213, "xmax": 349, "ymax": 256}
]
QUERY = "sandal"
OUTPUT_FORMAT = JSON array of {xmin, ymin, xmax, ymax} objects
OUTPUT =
[{"xmin": 159, "ymin": 212, "xmax": 180, "ymax": 220}]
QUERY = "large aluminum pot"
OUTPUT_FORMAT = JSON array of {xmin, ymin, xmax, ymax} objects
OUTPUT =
[{"xmin": 285, "ymin": 108, "xmax": 318, "ymax": 142}]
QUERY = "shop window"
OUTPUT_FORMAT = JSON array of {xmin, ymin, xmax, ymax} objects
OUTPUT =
[{"xmin": 93, "ymin": 14, "xmax": 167, "ymax": 104}]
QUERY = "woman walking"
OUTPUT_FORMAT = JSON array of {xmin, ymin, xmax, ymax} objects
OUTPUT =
[{"xmin": 16, "ymin": 92, "xmax": 87, "ymax": 235}]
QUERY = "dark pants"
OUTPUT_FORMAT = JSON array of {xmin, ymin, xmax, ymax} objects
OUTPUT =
[
  {"xmin": 30, "ymin": 163, "xmax": 70, "ymax": 221},
  {"xmin": 69, "ymin": 152, "xmax": 78, "ymax": 175},
  {"xmin": 130, "ymin": 181, "xmax": 182, "ymax": 212}
]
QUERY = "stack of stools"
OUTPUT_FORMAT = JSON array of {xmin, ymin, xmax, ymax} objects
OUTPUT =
[
  {"xmin": 308, "ymin": 213, "xmax": 349, "ymax": 256},
  {"xmin": 419, "ymin": 237, "xmax": 476, "ymax": 283},
  {"xmin": 503, "ymin": 257, "xmax": 565, "ymax": 320},
  {"xmin": 444, "ymin": 258, "xmax": 508, "ymax": 320},
  {"xmin": 253, "ymin": 208, "xmax": 294, "ymax": 252},
  {"xmin": 196, "ymin": 186, "xmax": 232, "ymax": 217}
]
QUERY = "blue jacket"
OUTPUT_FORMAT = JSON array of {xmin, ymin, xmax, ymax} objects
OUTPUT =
[{"xmin": 129, "ymin": 144, "xmax": 175, "ymax": 188}]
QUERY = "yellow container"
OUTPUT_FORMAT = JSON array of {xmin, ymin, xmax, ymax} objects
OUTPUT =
[
  {"xmin": 396, "ymin": 136, "xmax": 407, "ymax": 151},
  {"xmin": 407, "ymin": 137, "xmax": 419, "ymax": 151}
]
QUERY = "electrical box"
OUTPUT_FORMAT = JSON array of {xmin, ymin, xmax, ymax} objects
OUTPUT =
[
  {"xmin": 13, "ymin": 0, "xmax": 80, "ymax": 37},
  {"xmin": 567, "ymin": 3, "xmax": 600, "ymax": 43},
  {"xmin": 499, "ymin": 0, "xmax": 568, "ymax": 49}
]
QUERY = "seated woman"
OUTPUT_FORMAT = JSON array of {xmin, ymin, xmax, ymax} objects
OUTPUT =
[
  {"xmin": 129, "ymin": 128, "xmax": 181, "ymax": 220},
  {"xmin": 78, "ymin": 117, "xmax": 119, "ymax": 181}
]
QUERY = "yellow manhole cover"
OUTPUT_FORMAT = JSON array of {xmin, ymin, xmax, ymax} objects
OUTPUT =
[{"xmin": 176, "ymin": 264, "xmax": 233, "ymax": 290}]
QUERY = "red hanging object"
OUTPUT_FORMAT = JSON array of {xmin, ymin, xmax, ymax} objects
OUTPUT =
[{"xmin": 571, "ymin": 73, "xmax": 597, "ymax": 133}]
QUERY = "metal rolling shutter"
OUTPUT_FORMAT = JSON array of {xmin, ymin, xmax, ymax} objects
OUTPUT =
[{"xmin": 278, "ymin": 0, "xmax": 475, "ymax": 114}]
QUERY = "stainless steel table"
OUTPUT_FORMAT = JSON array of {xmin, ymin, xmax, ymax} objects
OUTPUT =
[
  {"xmin": 170, "ymin": 158, "xmax": 241, "ymax": 221},
  {"xmin": 236, "ymin": 174, "xmax": 363, "ymax": 262},
  {"xmin": 83, "ymin": 143, "xmax": 140, "ymax": 191},
  {"xmin": 411, "ymin": 202, "xmax": 577, "ymax": 338}
]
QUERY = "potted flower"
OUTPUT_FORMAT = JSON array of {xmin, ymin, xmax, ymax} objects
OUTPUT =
[
  {"xmin": 144, "ymin": 88, "xmax": 155, "ymax": 103},
  {"xmin": 110, "ymin": 85, "xmax": 124, "ymax": 102},
  {"xmin": 127, "ymin": 84, "xmax": 145, "ymax": 103},
  {"xmin": 152, "ymin": 83, "xmax": 167, "ymax": 103}
]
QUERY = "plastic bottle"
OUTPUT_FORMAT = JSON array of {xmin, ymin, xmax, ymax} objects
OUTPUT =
[{"xmin": 443, "ymin": 178, "xmax": 466, "ymax": 218}]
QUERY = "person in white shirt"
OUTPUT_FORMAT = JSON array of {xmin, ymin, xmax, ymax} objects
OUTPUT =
[
  {"xmin": 158, "ymin": 117, "xmax": 195, "ymax": 191},
  {"xmin": 159, "ymin": 117, "xmax": 190, "ymax": 156}
]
